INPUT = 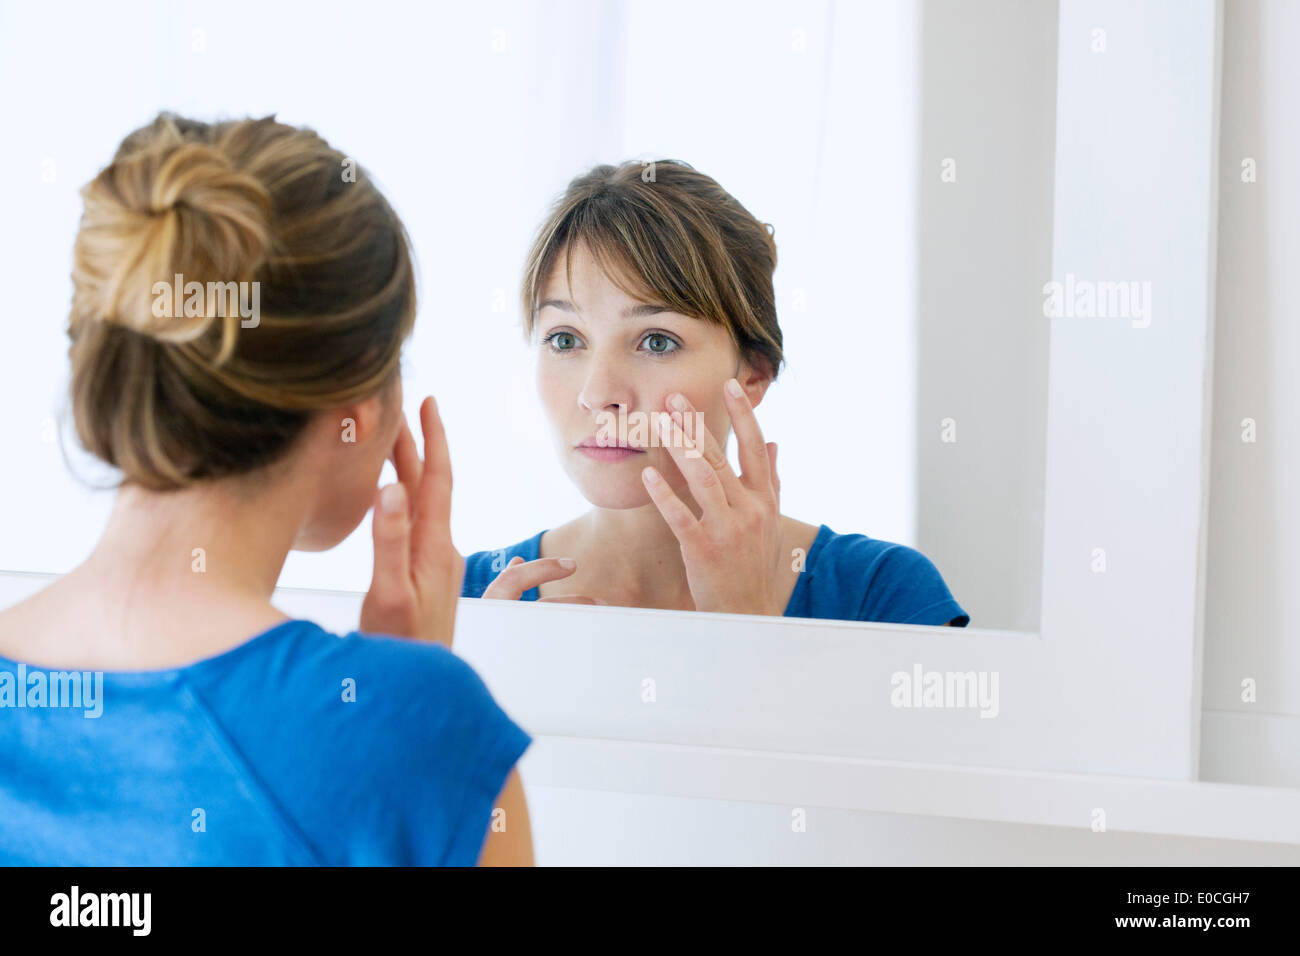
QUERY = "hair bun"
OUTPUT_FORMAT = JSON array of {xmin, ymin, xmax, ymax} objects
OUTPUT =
[{"xmin": 71, "ymin": 124, "xmax": 272, "ymax": 361}]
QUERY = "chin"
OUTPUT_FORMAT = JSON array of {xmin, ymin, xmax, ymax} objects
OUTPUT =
[
  {"xmin": 290, "ymin": 535, "xmax": 339, "ymax": 552},
  {"xmin": 567, "ymin": 460, "xmax": 682, "ymax": 511},
  {"xmin": 291, "ymin": 523, "xmax": 354, "ymax": 552},
  {"xmin": 578, "ymin": 485, "xmax": 655, "ymax": 510}
]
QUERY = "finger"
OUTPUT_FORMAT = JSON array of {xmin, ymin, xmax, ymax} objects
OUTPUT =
[
  {"xmin": 486, "ymin": 554, "xmax": 525, "ymax": 579},
  {"xmin": 537, "ymin": 595, "xmax": 607, "ymax": 605},
  {"xmin": 767, "ymin": 442, "xmax": 781, "ymax": 499},
  {"xmin": 641, "ymin": 464, "xmax": 703, "ymax": 543},
  {"xmin": 411, "ymin": 396, "xmax": 454, "ymax": 565},
  {"xmin": 391, "ymin": 417, "xmax": 423, "ymax": 493},
  {"xmin": 667, "ymin": 392, "xmax": 743, "ymax": 502},
  {"xmin": 481, "ymin": 557, "xmax": 578, "ymax": 600},
  {"xmin": 654, "ymin": 409, "xmax": 729, "ymax": 515},
  {"xmin": 367, "ymin": 483, "xmax": 412, "ymax": 614},
  {"xmin": 724, "ymin": 378, "xmax": 773, "ymax": 494}
]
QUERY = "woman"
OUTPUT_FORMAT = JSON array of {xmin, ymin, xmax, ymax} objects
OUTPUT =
[
  {"xmin": 463, "ymin": 161, "xmax": 969, "ymax": 626},
  {"xmin": 0, "ymin": 113, "xmax": 532, "ymax": 865}
]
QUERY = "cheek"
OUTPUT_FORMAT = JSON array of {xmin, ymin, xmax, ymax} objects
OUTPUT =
[
  {"xmin": 536, "ymin": 361, "xmax": 576, "ymax": 419},
  {"xmin": 335, "ymin": 456, "xmax": 379, "ymax": 511},
  {"xmin": 653, "ymin": 387, "xmax": 730, "ymax": 443},
  {"xmin": 535, "ymin": 357, "xmax": 554, "ymax": 401},
  {"xmin": 703, "ymin": 401, "xmax": 732, "ymax": 445},
  {"xmin": 333, "ymin": 444, "xmax": 387, "ymax": 522},
  {"xmin": 294, "ymin": 434, "xmax": 391, "ymax": 551}
]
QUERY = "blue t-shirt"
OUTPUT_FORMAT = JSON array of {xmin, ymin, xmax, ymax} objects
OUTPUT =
[
  {"xmin": 462, "ymin": 524, "xmax": 970, "ymax": 626},
  {"xmin": 0, "ymin": 620, "xmax": 531, "ymax": 865}
]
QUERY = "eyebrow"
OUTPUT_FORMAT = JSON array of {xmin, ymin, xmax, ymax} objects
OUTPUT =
[{"xmin": 537, "ymin": 299, "xmax": 670, "ymax": 319}]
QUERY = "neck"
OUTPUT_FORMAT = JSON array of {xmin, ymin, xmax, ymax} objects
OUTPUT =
[
  {"xmin": 83, "ymin": 478, "xmax": 305, "ymax": 605},
  {"xmin": 575, "ymin": 493, "xmax": 703, "ymax": 606}
]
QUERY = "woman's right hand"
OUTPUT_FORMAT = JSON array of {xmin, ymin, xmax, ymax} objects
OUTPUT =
[{"xmin": 481, "ymin": 556, "xmax": 605, "ymax": 605}]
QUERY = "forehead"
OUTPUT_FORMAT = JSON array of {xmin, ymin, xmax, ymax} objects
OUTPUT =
[{"xmin": 538, "ymin": 240, "xmax": 659, "ymax": 306}]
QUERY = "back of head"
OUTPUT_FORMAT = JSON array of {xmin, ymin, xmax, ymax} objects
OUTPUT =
[{"xmin": 68, "ymin": 113, "xmax": 415, "ymax": 490}]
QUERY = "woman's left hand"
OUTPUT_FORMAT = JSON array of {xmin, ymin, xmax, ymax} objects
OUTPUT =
[
  {"xmin": 360, "ymin": 396, "xmax": 464, "ymax": 647},
  {"xmin": 640, "ymin": 378, "xmax": 784, "ymax": 616}
]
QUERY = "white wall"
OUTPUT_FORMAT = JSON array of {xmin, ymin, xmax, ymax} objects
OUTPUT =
[
  {"xmin": 1200, "ymin": 0, "xmax": 1300, "ymax": 787},
  {"xmin": 915, "ymin": 0, "xmax": 1058, "ymax": 633}
]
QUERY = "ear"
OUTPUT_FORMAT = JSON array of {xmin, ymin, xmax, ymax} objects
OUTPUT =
[
  {"xmin": 736, "ymin": 355, "xmax": 774, "ymax": 409},
  {"xmin": 327, "ymin": 391, "xmax": 390, "ymax": 449}
]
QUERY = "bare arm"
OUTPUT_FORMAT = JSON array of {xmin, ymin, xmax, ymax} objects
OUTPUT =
[{"xmin": 476, "ymin": 769, "xmax": 534, "ymax": 866}]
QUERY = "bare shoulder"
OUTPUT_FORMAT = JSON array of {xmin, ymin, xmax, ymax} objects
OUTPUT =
[
  {"xmin": 0, "ymin": 573, "xmax": 289, "ymax": 671},
  {"xmin": 537, "ymin": 514, "xmax": 588, "ymax": 560},
  {"xmin": 0, "ymin": 581, "xmax": 71, "ymax": 663}
]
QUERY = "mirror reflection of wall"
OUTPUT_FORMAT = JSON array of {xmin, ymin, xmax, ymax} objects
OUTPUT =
[{"xmin": 916, "ymin": 0, "xmax": 1057, "ymax": 633}]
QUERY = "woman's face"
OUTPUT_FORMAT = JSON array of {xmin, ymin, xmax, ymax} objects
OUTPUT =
[{"xmin": 535, "ymin": 242, "xmax": 761, "ymax": 510}]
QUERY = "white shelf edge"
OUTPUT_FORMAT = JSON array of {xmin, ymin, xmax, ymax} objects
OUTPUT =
[{"xmin": 521, "ymin": 734, "xmax": 1300, "ymax": 847}]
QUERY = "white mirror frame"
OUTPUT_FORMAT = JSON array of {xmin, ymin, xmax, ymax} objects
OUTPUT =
[{"xmin": 438, "ymin": 0, "xmax": 1229, "ymax": 782}]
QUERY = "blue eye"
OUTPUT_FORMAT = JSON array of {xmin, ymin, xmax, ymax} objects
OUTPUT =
[
  {"xmin": 543, "ymin": 331, "xmax": 581, "ymax": 353},
  {"xmin": 640, "ymin": 332, "xmax": 680, "ymax": 355}
]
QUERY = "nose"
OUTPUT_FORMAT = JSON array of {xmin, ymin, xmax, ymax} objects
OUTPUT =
[{"xmin": 577, "ymin": 355, "xmax": 633, "ymax": 415}]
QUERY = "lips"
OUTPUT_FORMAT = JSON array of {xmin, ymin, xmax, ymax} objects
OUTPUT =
[
  {"xmin": 577, "ymin": 437, "xmax": 642, "ymax": 450},
  {"xmin": 578, "ymin": 446, "xmax": 643, "ymax": 461},
  {"xmin": 576, "ymin": 437, "xmax": 646, "ymax": 462}
]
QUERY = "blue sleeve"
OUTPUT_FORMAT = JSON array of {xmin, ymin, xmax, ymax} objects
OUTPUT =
[
  {"xmin": 462, "ymin": 533, "xmax": 544, "ymax": 600},
  {"xmin": 364, "ymin": 640, "xmax": 532, "ymax": 866},
  {"xmin": 433, "ymin": 651, "xmax": 534, "ymax": 865},
  {"xmin": 184, "ymin": 627, "xmax": 532, "ymax": 865},
  {"xmin": 861, "ymin": 544, "xmax": 970, "ymax": 627},
  {"xmin": 462, "ymin": 548, "xmax": 507, "ymax": 598}
]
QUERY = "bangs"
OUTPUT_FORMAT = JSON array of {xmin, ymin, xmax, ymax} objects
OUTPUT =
[
  {"xmin": 523, "ymin": 186, "xmax": 730, "ymax": 334},
  {"xmin": 519, "ymin": 160, "xmax": 783, "ymax": 381}
]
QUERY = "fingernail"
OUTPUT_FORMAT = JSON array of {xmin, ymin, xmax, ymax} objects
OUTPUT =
[
  {"xmin": 642, "ymin": 466, "xmax": 660, "ymax": 484},
  {"xmin": 669, "ymin": 392, "xmax": 689, "ymax": 412},
  {"xmin": 380, "ymin": 484, "xmax": 406, "ymax": 514},
  {"xmin": 558, "ymin": 557, "xmax": 576, "ymax": 570},
  {"xmin": 726, "ymin": 378, "xmax": 744, "ymax": 398}
]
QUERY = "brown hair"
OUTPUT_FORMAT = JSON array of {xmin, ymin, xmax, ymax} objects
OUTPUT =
[
  {"xmin": 520, "ymin": 160, "xmax": 784, "ymax": 379},
  {"xmin": 67, "ymin": 112, "xmax": 416, "ymax": 491}
]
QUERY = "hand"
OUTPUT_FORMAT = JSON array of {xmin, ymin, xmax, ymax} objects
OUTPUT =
[
  {"xmin": 639, "ymin": 379, "xmax": 784, "ymax": 616},
  {"xmin": 360, "ymin": 396, "xmax": 464, "ymax": 647},
  {"xmin": 481, "ymin": 555, "xmax": 607, "ymax": 605}
]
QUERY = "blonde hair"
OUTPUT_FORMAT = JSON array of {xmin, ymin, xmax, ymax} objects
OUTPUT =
[
  {"xmin": 67, "ymin": 112, "xmax": 416, "ymax": 490},
  {"xmin": 520, "ymin": 160, "xmax": 784, "ymax": 379}
]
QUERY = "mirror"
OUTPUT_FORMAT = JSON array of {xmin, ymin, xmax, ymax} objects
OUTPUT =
[{"xmin": 0, "ymin": 0, "xmax": 1057, "ymax": 632}]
